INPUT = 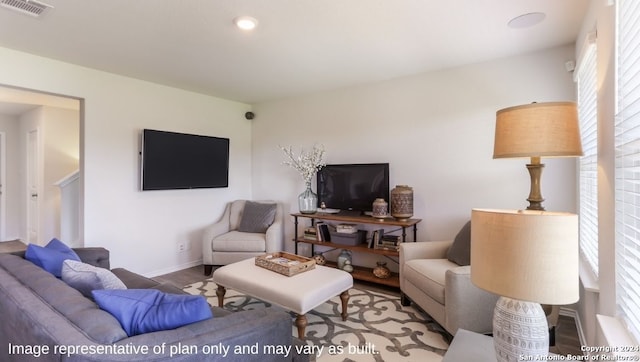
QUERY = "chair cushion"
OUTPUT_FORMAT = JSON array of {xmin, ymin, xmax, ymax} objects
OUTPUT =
[
  {"xmin": 447, "ymin": 220, "xmax": 471, "ymax": 266},
  {"xmin": 92, "ymin": 289, "xmax": 212, "ymax": 337},
  {"xmin": 25, "ymin": 238, "xmax": 81, "ymax": 277},
  {"xmin": 237, "ymin": 201, "xmax": 277, "ymax": 233},
  {"xmin": 403, "ymin": 259, "xmax": 459, "ymax": 305},
  {"xmin": 61, "ymin": 260, "xmax": 127, "ymax": 299},
  {"xmin": 212, "ymin": 231, "xmax": 266, "ymax": 252}
]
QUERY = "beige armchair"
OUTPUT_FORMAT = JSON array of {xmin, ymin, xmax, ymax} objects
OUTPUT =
[
  {"xmin": 203, "ymin": 200, "xmax": 284, "ymax": 275},
  {"xmin": 399, "ymin": 238, "xmax": 499, "ymax": 336}
]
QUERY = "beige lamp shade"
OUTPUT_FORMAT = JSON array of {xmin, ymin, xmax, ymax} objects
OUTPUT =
[
  {"xmin": 470, "ymin": 208, "xmax": 579, "ymax": 305},
  {"xmin": 494, "ymin": 102, "xmax": 583, "ymax": 158}
]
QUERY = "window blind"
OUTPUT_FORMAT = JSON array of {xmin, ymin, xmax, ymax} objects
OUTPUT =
[
  {"xmin": 577, "ymin": 42, "xmax": 599, "ymax": 278},
  {"xmin": 615, "ymin": 0, "xmax": 640, "ymax": 341}
]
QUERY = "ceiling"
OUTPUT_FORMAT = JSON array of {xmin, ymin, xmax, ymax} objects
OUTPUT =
[{"xmin": 0, "ymin": 0, "xmax": 588, "ymax": 105}]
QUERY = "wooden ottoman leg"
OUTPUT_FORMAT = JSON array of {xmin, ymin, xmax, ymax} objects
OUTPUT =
[
  {"xmin": 295, "ymin": 314, "xmax": 308, "ymax": 339},
  {"xmin": 340, "ymin": 290, "xmax": 350, "ymax": 321},
  {"xmin": 216, "ymin": 285, "xmax": 227, "ymax": 307}
]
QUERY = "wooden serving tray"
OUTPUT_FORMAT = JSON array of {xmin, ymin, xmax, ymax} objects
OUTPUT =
[{"xmin": 255, "ymin": 252, "xmax": 316, "ymax": 277}]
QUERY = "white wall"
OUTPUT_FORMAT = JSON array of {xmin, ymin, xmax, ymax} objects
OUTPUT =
[
  {"xmin": 41, "ymin": 106, "xmax": 80, "ymax": 244},
  {"xmin": 0, "ymin": 113, "xmax": 20, "ymax": 240},
  {"xmin": 0, "ymin": 46, "xmax": 253, "ymax": 276},
  {"xmin": 0, "ymin": 43, "xmax": 579, "ymax": 277},
  {"xmin": 252, "ymin": 45, "xmax": 579, "ymax": 269}
]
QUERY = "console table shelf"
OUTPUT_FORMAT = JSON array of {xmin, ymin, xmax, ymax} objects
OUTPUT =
[
  {"xmin": 293, "ymin": 212, "xmax": 421, "ymax": 229},
  {"xmin": 324, "ymin": 261, "xmax": 400, "ymax": 288},
  {"xmin": 291, "ymin": 212, "xmax": 421, "ymax": 288},
  {"xmin": 296, "ymin": 239, "xmax": 401, "ymax": 257}
]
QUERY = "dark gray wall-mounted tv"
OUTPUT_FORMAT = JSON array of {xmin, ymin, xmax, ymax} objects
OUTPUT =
[{"xmin": 140, "ymin": 129, "xmax": 229, "ymax": 190}]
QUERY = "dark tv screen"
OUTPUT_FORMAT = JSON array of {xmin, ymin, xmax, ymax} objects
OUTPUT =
[
  {"xmin": 141, "ymin": 129, "xmax": 229, "ymax": 190},
  {"xmin": 317, "ymin": 163, "xmax": 390, "ymax": 213}
]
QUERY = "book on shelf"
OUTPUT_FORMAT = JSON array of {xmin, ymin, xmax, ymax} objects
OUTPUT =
[
  {"xmin": 381, "ymin": 235, "xmax": 400, "ymax": 243},
  {"xmin": 369, "ymin": 229, "xmax": 385, "ymax": 248},
  {"xmin": 316, "ymin": 222, "xmax": 332, "ymax": 242},
  {"xmin": 375, "ymin": 241, "xmax": 399, "ymax": 251},
  {"xmin": 373, "ymin": 230, "xmax": 399, "ymax": 251},
  {"xmin": 336, "ymin": 223, "xmax": 358, "ymax": 234},
  {"xmin": 303, "ymin": 226, "xmax": 318, "ymax": 240}
]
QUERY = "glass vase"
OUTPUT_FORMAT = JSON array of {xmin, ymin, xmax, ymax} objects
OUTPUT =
[{"xmin": 298, "ymin": 182, "xmax": 318, "ymax": 214}]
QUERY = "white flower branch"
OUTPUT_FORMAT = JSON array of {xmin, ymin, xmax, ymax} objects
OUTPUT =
[{"xmin": 280, "ymin": 144, "xmax": 326, "ymax": 185}]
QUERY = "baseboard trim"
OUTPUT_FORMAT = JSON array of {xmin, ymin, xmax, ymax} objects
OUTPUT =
[
  {"xmin": 560, "ymin": 307, "xmax": 587, "ymax": 348},
  {"xmin": 144, "ymin": 260, "xmax": 202, "ymax": 278}
]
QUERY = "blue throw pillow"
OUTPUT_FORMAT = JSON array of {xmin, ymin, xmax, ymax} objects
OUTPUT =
[
  {"xmin": 25, "ymin": 238, "xmax": 81, "ymax": 277},
  {"xmin": 92, "ymin": 289, "xmax": 213, "ymax": 336}
]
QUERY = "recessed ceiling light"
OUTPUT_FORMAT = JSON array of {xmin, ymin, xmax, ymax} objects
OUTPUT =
[
  {"xmin": 508, "ymin": 12, "xmax": 546, "ymax": 29},
  {"xmin": 234, "ymin": 16, "xmax": 258, "ymax": 31}
]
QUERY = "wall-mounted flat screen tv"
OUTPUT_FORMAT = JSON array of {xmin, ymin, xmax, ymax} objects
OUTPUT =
[
  {"xmin": 317, "ymin": 163, "xmax": 390, "ymax": 214},
  {"xmin": 141, "ymin": 129, "xmax": 229, "ymax": 190}
]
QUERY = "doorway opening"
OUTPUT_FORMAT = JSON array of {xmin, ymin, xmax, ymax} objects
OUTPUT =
[{"xmin": 0, "ymin": 84, "xmax": 83, "ymax": 246}]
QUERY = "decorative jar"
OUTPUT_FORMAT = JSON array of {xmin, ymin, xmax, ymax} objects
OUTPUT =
[
  {"xmin": 372, "ymin": 198, "xmax": 388, "ymax": 219},
  {"xmin": 298, "ymin": 181, "xmax": 318, "ymax": 214},
  {"xmin": 390, "ymin": 185, "xmax": 414, "ymax": 221},
  {"xmin": 373, "ymin": 261, "xmax": 391, "ymax": 279},
  {"xmin": 337, "ymin": 249, "xmax": 352, "ymax": 270}
]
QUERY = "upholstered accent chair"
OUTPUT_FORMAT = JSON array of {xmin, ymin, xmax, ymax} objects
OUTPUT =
[
  {"xmin": 398, "ymin": 221, "xmax": 500, "ymax": 335},
  {"xmin": 203, "ymin": 200, "xmax": 284, "ymax": 275}
]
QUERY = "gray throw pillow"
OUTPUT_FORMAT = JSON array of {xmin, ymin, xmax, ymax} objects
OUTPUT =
[
  {"xmin": 62, "ymin": 259, "xmax": 127, "ymax": 299},
  {"xmin": 237, "ymin": 201, "xmax": 277, "ymax": 233},
  {"xmin": 446, "ymin": 220, "xmax": 471, "ymax": 266}
]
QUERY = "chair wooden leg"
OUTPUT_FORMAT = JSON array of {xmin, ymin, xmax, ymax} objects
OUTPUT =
[
  {"xmin": 204, "ymin": 264, "xmax": 213, "ymax": 276},
  {"xmin": 400, "ymin": 292, "xmax": 411, "ymax": 306}
]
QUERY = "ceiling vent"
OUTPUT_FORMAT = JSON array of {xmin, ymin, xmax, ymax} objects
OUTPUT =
[{"xmin": 0, "ymin": 0, "xmax": 53, "ymax": 17}]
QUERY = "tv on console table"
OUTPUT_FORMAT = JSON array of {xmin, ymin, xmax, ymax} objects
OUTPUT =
[{"xmin": 316, "ymin": 163, "xmax": 389, "ymax": 215}]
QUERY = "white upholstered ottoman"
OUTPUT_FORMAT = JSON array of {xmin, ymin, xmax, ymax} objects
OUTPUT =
[{"xmin": 213, "ymin": 257, "xmax": 353, "ymax": 339}]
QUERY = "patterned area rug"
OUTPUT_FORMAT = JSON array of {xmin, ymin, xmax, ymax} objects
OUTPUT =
[{"xmin": 183, "ymin": 279, "xmax": 448, "ymax": 362}]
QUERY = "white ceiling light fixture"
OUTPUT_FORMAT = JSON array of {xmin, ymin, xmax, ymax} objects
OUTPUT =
[
  {"xmin": 234, "ymin": 16, "xmax": 258, "ymax": 31},
  {"xmin": 508, "ymin": 12, "xmax": 546, "ymax": 29}
]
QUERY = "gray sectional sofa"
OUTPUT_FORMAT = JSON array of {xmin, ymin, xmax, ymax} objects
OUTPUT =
[{"xmin": 0, "ymin": 247, "xmax": 308, "ymax": 362}]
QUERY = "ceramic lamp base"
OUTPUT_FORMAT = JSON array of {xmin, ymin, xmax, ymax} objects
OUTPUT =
[{"xmin": 493, "ymin": 296, "xmax": 549, "ymax": 362}]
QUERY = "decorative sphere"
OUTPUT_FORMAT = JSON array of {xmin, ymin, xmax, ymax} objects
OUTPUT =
[{"xmin": 313, "ymin": 254, "xmax": 326, "ymax": 266}]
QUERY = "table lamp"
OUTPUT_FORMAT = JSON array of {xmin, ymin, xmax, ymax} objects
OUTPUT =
[
  {"xmin": 494, "ymin": 102, "xmax": 583, "ymax": 210},
  {"xmin": 471, "ymin": 208, "xmax": 579, "ymax": 362}
]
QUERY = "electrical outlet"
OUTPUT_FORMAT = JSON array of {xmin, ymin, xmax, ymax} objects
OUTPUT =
[{"xmin": 177, "ymin": 242, "xmax": 186, "ymax": 252}]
